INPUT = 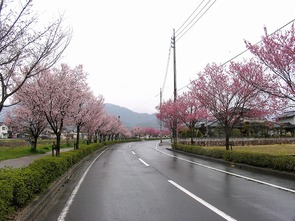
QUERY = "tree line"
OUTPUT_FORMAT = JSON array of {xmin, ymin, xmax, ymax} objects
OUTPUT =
[
  {"xmin": 0, "ymin": 1, "xmax": 167, "ymax": 156},
  {"xmin": 157, "ymin": 23, "xmax": 295, "ymax": 150}
]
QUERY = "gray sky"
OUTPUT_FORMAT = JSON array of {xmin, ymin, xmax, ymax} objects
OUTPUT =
[{"xmin": 34, "ymin": 0, "xmax": 295, "ymax": 114}]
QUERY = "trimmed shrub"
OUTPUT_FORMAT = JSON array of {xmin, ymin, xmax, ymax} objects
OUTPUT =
[
  {"xmin": 0, "ymin": 141, "xmax": 107, "ymax": 221},
  {"xmin": 174, "ymin": 143, "xmax": 295, "ymax": 173},
  {"xmin": 0, "ymin": 178, "xmax": 14, "ymax": 220}
]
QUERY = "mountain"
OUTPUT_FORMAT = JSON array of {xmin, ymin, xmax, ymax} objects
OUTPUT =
[
  {"xmin": 104, "ymin": 103, "xmax": 159, "ymax": 129},
  {"xmin": 0, "ymin": 104, "xmax": 159, "ymax": 129},
  {"xmin": 0, "ymin": 106, "xmax": 14, "ymax": 122}
]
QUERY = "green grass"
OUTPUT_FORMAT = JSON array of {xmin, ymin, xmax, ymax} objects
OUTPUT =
[
  {"xmin": 0, "ymin": 140, "xmax": 73, "ymax": 161},
  {"xmin": 204, "ymin": 144, "xmax": 295, "ymax": 155},
  {"xmin": 0, "ymin": 146, "xmax": 50, "ymax": 161}
]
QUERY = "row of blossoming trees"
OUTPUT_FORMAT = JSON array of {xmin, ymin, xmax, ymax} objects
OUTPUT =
[
  {"xmin": 0, "ymin": 1, "xmax": 162, "ymax": 156},
  {"xmin": 6, "ymin": 63, "xmax": 167, "ymax": 155},
  {"xmin": 157, "ymin": 23, "xmax": 295, "ymax": 150},
  {"xmin": 5, "ymin": 64, "xmax": 123, "ymax": 155}
]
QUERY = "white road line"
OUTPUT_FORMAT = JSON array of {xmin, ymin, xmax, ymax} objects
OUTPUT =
[
  {"xmin": 132, "ymin": 150, "xmax": 136, "ymax": 155},
  {"xmin": 168, "ymin": 180, "xmax": 237, "ymax": 221},
  {"xmin": 57, "ymin": 149, "xmax": 107, "ymax": 221},
  {"xmin": 138, "ymin": 158, "xmax": 149, "ymax": 166},
  {"xmin": 156, "ymin": 143, "xmax": 295, "ymax": 194}
]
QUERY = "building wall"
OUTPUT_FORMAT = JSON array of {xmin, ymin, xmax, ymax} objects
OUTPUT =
[
  {"xmin": 279, "ymin": 117, "xmax": 295, "ymax": 124},
  {"xmin": 0, "ymin": 124, "xmax": 8, "ymax": 139}
]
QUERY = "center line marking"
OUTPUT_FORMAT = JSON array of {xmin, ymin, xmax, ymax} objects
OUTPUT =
[
  {"xmin": 168, "ymin": 180, "xmax": 237, "ymax": 221},
  {"xmin": 139, "ymin": 158, "xmax": 149, "ymax": 166}
]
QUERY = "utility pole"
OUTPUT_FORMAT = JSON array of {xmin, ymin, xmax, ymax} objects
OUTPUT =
[
  {"xmin": 171, "ymin": 29, "xmax": 177, "ymax": 144},
  {"xmin": 160, "ymin": 88, "xmax": 163, "ymax": 144}
]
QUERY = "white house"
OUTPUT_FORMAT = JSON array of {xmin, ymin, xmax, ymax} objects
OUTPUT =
[{"xmin": 0, "ymin": 122, "xmax": 9, "ymax": 139}]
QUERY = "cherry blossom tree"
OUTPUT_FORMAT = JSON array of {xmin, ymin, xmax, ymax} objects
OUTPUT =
[
  {"xmin": 104, "ymin": 115, "xmax": 124, "ymax": 141},
  {"xmin": 131, "ymin": 126, "xmax": 145, "ymax": 138},
  {"xmin": 0, "ymin": 0, "xmax": 71, "ymax": 112},
  {"xmin": 156, "ymin": 99, "xmax": 178, "ymax": 141},
  {"xmin": 144, "ymin": 127, "xmax": 160, "ymax": 138},
  {"xmin": 120, "ymin": 127, "xmax": 132, "ymax": 139},
  {"xmin": 245, "ymin": 23, "xmax": 295, "ymax": 105},
  {"xmin": 177, "ymin": 92, "xmax": 209, "ymax": 144},
  {"xmin": 15, "ymin": 64, "xmax": 87, "ymax": 156},
  {"xmin": 69, "ymin": 88, "xmax": 104, "ymax": 149},
  {"xmin": 5, "ymin": 105, "xmax": 47, "ymax": 151},
  {"xmin": 84, "ymin": 109, "xmax": 108, "ymax": 143},
  {"xmin": 190, "ymin": 60, "xmax": 284, "ymax": 150}
]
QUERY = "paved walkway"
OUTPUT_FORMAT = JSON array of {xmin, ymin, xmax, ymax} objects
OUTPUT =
[{"xmin": 0, "ymin": 148, "xmax": 73, "ymax": 169}]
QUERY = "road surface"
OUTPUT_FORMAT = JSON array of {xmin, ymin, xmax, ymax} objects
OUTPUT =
[{"xmin": 35, "ymin": 141, "xmax": 295, "ymax": 221}]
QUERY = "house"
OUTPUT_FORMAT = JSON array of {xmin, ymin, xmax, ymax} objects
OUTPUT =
[
  {"xmin": 277, "ymin": 111, "xmax": 295, "ymax": 136},
  {"xmin": 0, "ymin": 122, "xmax": 9, "ymax": 139},
  {"xmin": 278, "ymin": 111, "xmax": 295, "ymax": 124}
]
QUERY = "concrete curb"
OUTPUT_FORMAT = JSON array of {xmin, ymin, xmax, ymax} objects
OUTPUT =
[{"xmin": 13, "ymin": 146, "xmax": 109, "ymax": 221}]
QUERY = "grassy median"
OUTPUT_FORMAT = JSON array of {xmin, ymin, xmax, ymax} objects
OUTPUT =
[{"xmin": 203, "ymin": 144, "xmax": 295, "ymax": 155}]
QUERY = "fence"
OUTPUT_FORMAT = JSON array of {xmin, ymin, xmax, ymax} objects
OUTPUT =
[{"xmin": 179, "ymin": 137, "xmax": 295, "ymax": 146}]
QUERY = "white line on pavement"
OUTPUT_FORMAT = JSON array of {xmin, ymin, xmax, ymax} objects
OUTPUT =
[
  {"xmin": 138, "ymin": 158, "xmax": 149, "ymax": 167},
  {"xmin": 156, "ymin": 143, "xmax": 295, "ymax": 194},
  {"xmin": 168, "ymin": 180, "xmax": 237, "ymax": 221},
  {"xmin": 57, "ymin": 149, "xmax": 107, "ymax": 221}
]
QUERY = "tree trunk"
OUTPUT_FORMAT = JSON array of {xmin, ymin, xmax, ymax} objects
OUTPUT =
[
  {"xmin": 94, "ymin": 132, "xmax": 98, "ymax": 143},
  {"xmin": 31, "ymin": 136, "xmax": 38, "ymax": 152},
  {"xmin": 225, "ymin": 134, "xmax": 230, "ymax": 150},
  {"xmin": 76, "ymin": 125, "xmax": 80, "ymax": 149},
  {"xmin": 190, "ymin": 126, "xmax": 194, "ymax": 145},
  {"xmin": 56, "ymin": 133, "xmax": 61, "ymax": 156}
]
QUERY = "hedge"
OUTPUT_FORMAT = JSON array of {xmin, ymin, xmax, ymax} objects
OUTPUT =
[
  {"xmin": 173, "ymin": 144, "xmax": 295, "ymax": 173},
  {"xmin": 0, "ymin": 141, "xmax": 109, "ymax": 221}
]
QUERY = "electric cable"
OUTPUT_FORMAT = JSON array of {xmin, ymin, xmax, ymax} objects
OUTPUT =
[
  {"xmin": 176, "ymin": 0, "xmax": 217, "ymax": 42},
  {"xmin": 162, "ymin": 44, "xmax": 172, "ymax": 94},
  {"xmin": 175, "ymin": 0, "xmax": 207, "ymax": 35},
  {"xmin": 175, "ymin": 18, "xmax": 295, "ymax": 94}
]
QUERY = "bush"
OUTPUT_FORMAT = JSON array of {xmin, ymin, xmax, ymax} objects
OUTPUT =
[
  {"xmin": 0, "ymin": 178, "xmax": 14, "ymax": 220},
  {"xmin": 174, "ymin": 144, "xmax": 295, "ymax": 173},
  {"xmin": 0, "ymin": 141, "xmax": 107, "ymax": 221}
]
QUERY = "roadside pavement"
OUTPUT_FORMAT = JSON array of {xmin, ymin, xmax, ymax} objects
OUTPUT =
[{"xmin": 0, "ymin": 148, "xmax": 73, "ymax": 169}]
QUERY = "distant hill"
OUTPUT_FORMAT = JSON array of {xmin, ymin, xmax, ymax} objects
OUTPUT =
[
  {"xmin": 0, "ymin": 104, "xmax": 159, "ymax": 129},
  {"xmin": 104, "ymin": 103, "xmax": 159, "ymax": 129},
  {"xmin": 0, "ymin": 106, "xmax": 14, "ymax": 122}
]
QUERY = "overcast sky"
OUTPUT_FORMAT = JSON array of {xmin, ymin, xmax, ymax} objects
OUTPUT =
[{"xmin": 34, "ymin": 0, "xmax": 295, "ymax": 114}]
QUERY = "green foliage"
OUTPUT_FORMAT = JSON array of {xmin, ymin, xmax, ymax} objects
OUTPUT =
[
  {"xmin": 0, "ymin": 139, "xmax": 139, "ymax": 220},
  {"xmin": 0, "ymin": 141, "xmax": 107, "ymax": 221},
  {"xmin": 174, "ymin": 144, "xmax": 295, "ymax": 173},
  {"xmin": 231, "ymin": 128, "xmax": 241, "ymax": 137},
  {"xmin": 0, "ymin": 142, "xmax": 73, "ymax": 161}
]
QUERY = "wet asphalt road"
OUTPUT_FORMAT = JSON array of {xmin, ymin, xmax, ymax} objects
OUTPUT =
[{"xmin": 36, "ymin": 141, "xmax": 295, "ymax": 221}]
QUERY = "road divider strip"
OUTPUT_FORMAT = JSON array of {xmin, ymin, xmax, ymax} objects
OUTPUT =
[
  {"xmin": 155, "ymin": 143, "xmax": 295, "ymax": 194},
  {"xmin": 168, "ymin": 180, "xmax": 237, "ymax": 221}
]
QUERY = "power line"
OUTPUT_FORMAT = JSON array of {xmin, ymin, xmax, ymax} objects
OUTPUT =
[
  {"xmin": 220, "ymin": 18, "xmax": 295, "ymax": 67},
  {"xmin": 162, "ymin": 43, "xmax": 172, "ymax": 94},
  {"xmin": 176, "ymin": 0, "xmax": 217, "ymax": 42},
  {"xmin": 175, "ymin": 0, "xmax": 206, "ymax": 34},
  {"xmin": 175, "ymin": 18, "xmax": 295, "ymax": 94}
]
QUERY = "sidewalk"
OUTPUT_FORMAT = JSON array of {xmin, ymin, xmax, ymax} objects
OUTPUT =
[{"xmin": 0, "ymin": 148, "xmax": 73, "ymax": 169}]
